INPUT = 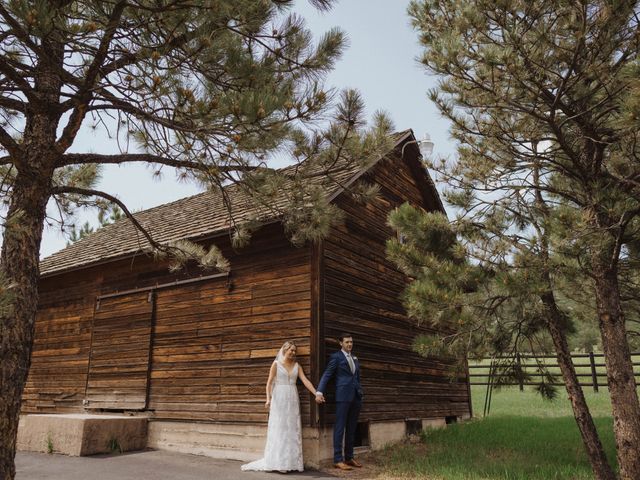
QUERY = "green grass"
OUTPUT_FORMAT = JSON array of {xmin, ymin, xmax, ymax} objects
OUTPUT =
[
  {"xmin": 377, "ymin": 385, "xmax": 633, "ymax": 480},
  {"xmin": 471, "ymin": 385, "xmax": 615, "ymax": 418},
  {"xmin": 381, "ymin": 416, "xmax": 617, "ymax": 480}
]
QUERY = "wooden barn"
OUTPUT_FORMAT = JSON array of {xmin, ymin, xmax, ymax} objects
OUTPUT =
[{"xmin": 18, "ymin": 130, "xmax": 471, "ymax": 466}]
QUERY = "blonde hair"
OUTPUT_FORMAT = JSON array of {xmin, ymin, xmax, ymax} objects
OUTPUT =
[{"xmin": 281, "ymin": 341, "xmax": 297, "ymax": 353}]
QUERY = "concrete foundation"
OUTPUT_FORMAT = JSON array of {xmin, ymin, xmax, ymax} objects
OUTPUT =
[
  {"xmin": 423, "ymin": 418, "xmax": 447, "ymax": 429},
  {"xmin": 146, "ymin": 422, "xmax": 265, "ymax": 463},
  {"xmin": 369, "ymin": 420, "xmax": 407, "ymax": 450},
  {"xmin": 17, "ymin": 414, "xmax": 148, "ymax": 456},
  {"xmin": 147, "ymin": 418, "xmax": 439, "ymax": 468},
  {"xmin": 18, "ymin": 414, "xmax": 458, "ymax": 465},
  {"xmin": 146, "ymin": 422, "xmax": 334, "ymax": 468}
]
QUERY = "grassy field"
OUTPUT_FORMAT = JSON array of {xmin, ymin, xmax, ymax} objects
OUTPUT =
[
  {"xmin": 375, "ymin": 377, "xmax": 637, "ymax": 479},
  {"xmin": 471, "ymin": 384, "xmax": 615, "ymax": 418}
]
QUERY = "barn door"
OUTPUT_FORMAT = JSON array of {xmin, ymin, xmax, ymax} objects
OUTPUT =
[{"xmin": 85, "ymin": 291, "xmax": 154, "ymax": 410}]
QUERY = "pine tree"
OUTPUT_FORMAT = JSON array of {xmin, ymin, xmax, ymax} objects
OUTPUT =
[
  {"xmin": 0, "ymin": 2, "xmax": 392, "ymax": 478},
  {"xmin": 67, "ymin": 205, "xmax": 126, "ymax": 244},
  {"xmin": 405, "ymin": 1, "xmax": 640, "ymax": 478},
  {"xmin": 388, "ymin": 202, "xmax": 615, "ymax": 479}
]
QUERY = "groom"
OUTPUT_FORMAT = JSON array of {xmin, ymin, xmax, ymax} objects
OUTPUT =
[{"xmin": 315, "ymin": 333, "xmax": 364, "ymax": 471}]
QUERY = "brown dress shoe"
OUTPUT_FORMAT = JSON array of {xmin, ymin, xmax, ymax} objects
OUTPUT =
[
  {"xmin": 345, "ymin": 459, "xmax": 363, "ymax": 468},
  {"xmin": 334, "ymin": 462, "xmax": 353, "ymax": 470}
]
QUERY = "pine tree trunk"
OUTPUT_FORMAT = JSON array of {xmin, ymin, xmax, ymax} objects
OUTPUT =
[
  {"xmin": 0, "ymin": 49, "xmax": 61, "ymax": 479},
  {"xmin": 540, "ymin": 290, "xmax": 616, "ymax": 480},
  {"xmin": 532, "ymin": 171, "xmax": 615, "ymax": 479},
  {"xmin": 593, "ymin": 267, "xmax": 640, "ymax": 480},
  {"xmin": 1, "ymin": 25, "xmax": 67, "ymax": 480},
  {"xmin": 0, "ymin": 170, "xmax": 52, "ymax": 480}
]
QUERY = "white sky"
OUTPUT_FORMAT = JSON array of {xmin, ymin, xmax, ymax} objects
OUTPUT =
[{"xmin": 40, "ymin": 0, "xmax": 456, "ymax": 258}]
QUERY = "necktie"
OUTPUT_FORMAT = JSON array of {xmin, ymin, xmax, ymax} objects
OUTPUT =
[{"xmin": 347, "ymin": 353, "xmax": 355, "ymax": 374}]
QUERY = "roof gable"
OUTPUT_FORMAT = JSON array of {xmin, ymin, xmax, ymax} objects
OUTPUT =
[{"xmin": 40, "ymin": 130, "xmax": 442, "ymax": 277}]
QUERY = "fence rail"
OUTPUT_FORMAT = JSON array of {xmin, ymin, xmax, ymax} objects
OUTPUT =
[{"xmin": 468, "ymin": 352, "xmax": 640, "ymax": 416}]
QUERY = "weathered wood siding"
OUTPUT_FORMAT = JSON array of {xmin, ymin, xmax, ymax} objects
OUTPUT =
[
  {"xmin": 85, "ymin": 292, "xmax": 154, "ymax": 410},
  {"xmin": 320, "ymin": 149, "xmax": 471, "ymax": 424},
  {"xmin": 147, "ymin": 231, "xmax": 312, "ymax": 423},
  {"xmin": 22, "ymin": 274, "xmax": 100, "ymax": 413},
  {"xmin": 25, "ymin": 225, "xmax": 314, "ymax": 424}
]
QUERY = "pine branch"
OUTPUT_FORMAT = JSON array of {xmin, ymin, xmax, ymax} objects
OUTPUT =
[
  {"xmin": 60, "ymin": 153, "xmax": 259, "ymax": 174},
  {"xmin": 0, "ymin": 125, "xmax": 21, "ymax": 159},
  {"xmin": 97, "ymin": 20, "xmax": 212, "ymax": 80},
  {"xmin": 0, "ymin": 54, "xmax": 36, "ymax": 101},
  {"xmin": 50, "ymin": 185, "xmax": 164, "ymax": 254},
  {"xmin": 0, "ymin": 96, "xmax": 27, "ymax": 112},
  {"xmin": 0, "ymin": 4, "xmax": 45, "ymax": 59},
  {"xmin": 55, "ymin": 1, "xmax": 129, "ymax": 152}
]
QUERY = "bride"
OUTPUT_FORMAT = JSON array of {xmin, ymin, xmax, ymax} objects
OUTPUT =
[{"xmin": 241, "ymin": 341, "xmax": 320, "ymax": 472}]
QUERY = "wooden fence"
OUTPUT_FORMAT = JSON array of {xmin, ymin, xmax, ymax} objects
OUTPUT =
[{"xmin": 468, "ymin": 352, "xmax": 640, "ymax": 416}]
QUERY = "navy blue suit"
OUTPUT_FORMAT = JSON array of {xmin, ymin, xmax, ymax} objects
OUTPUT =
[{"xmin": 317, "ymin": 350, "xmax": 363, "ymax": 463}]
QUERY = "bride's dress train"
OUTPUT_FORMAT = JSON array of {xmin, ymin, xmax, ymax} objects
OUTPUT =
[{"xmin": 241, "ymin": 362, "xmax": 303, "ymax": 472}]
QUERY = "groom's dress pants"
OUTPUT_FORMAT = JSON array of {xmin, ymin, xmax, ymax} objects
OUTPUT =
[{"xmin": 334, "ymin": 397, "xmax": 362, "ymax": 463}]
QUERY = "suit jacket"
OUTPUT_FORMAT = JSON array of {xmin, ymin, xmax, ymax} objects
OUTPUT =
[{"xmin": 317, "ymin": 350, "xmax": 363, "ymax": 403}]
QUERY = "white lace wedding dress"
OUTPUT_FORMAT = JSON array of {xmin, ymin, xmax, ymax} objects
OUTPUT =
[{"xmin": 241, "ymin": 361, "xmax": 304, "ymax": 472}]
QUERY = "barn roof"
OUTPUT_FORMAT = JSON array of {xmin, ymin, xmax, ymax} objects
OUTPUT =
[{"xmin": 41, "ymin": 130, "xmax": 439, "ymax": 277}]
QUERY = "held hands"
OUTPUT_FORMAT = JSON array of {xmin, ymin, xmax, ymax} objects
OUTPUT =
[{"xmin": 315, "ymin": 393, "xmax": 325, "ymax": 404}]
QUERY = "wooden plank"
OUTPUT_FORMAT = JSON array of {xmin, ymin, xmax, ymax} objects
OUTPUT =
[
  {"xmin": 85, "ymin": 291, "xmax": 153, "ymax": 410},
  {"xmin": 24, "ymin": 284, "xmax": 97, "ymax": 413},
  {"xmin": 310, "ymin": 240, "xmax": 324, "ymax": 427}
]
